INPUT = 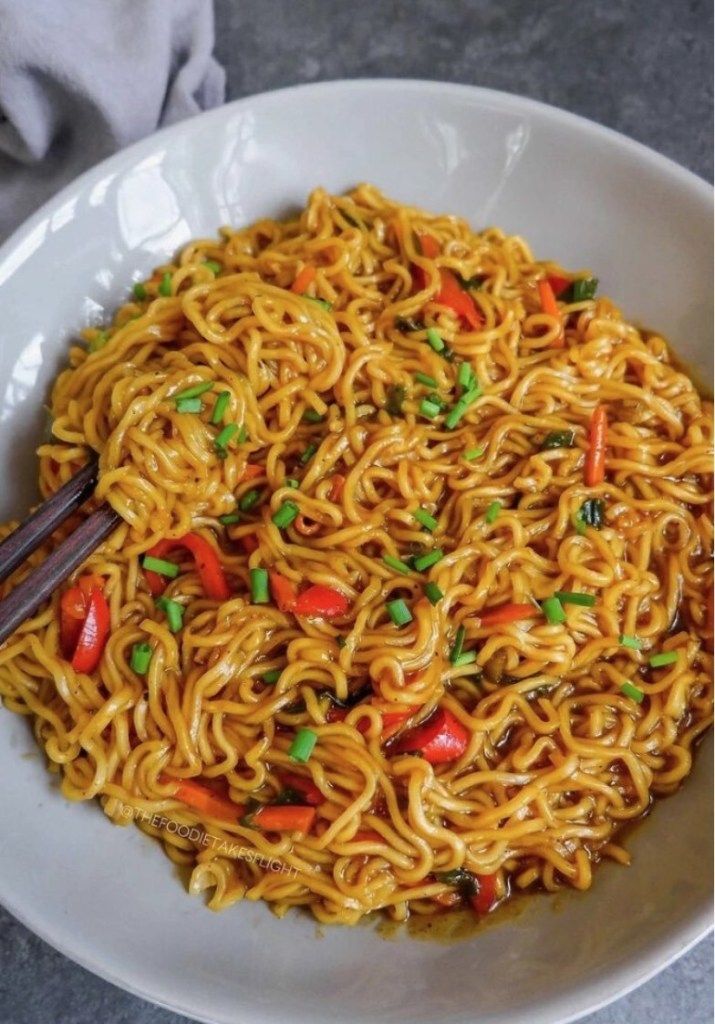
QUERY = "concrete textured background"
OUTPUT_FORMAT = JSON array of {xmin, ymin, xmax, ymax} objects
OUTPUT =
[{"xmin": 0, "ymin": 1, "xmax": 712, "ymax": 1022}]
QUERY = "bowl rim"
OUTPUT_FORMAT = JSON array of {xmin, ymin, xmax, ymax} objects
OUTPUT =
[{"xmin": 0, "ymin": 77, "xmax": 711, "ymax": 1024}]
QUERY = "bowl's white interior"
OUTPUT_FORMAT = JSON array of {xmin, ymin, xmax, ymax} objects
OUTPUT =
[{"xmin": 0, "ymin": 81, "xmax": 711, "ymax": 1024}]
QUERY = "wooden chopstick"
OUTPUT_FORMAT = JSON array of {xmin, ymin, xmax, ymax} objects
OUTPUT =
[
  {"xmin": 0, "ymin": 454, "xmax": 100, "ymax": 586},
  {"xmin": 0, "ymin": 502, "xmax": 121, "ymax": 647}
]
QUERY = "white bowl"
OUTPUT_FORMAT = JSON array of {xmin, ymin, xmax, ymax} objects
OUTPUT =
[{"xmin": 0, "ymin": 80, "xmax": 711, "ymax": 1024}]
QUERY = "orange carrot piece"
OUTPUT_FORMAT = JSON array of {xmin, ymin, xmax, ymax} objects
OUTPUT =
[
  {"xmin": 584, "ymin": 405, "xmax": 608, "ymax": 486},
  {"xmin": 253, "ymin": 805, "xmax": 315, "ymax": 832},
  {"xmin": 478, "ymin": 602, "xmax": 539, "ymax": 628},
  {"xmin": 240, "ymin": 463, "xmax": 264, "ymax": 482},
  {"xmin": 328, "ymin": 474, "xmax": 346, "ymax": 502},
  {"xmin": 269, "ymin": 570, "xmax": 298, "ymax": 612},
  {"xmin": 291, "ymin": 265, "xmax": 316, "ymax": 294},
  {"xmin": 538, "ymin": 278, "xmax": 564, "ymax": 348},
  {"xmin": 165, "ymin": 776, "xmax": 242, "ymax": 822}
]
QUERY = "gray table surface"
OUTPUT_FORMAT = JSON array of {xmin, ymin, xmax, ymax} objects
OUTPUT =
[{"xmin": 0, "ymin": 1, "xmax": 712, "ymax": 1022}]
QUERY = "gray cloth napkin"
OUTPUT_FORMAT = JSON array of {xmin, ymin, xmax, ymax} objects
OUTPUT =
[{"xmin": 0, "ymin": 0, "xmax": 225, "ymax": 244}]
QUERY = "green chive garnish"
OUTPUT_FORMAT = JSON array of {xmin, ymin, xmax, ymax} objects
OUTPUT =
[
  {"xmin": 649, "ymin": 651, "xmax": 678, "ymax": 668},
  {"xmin": 554, "ymin": 591, "xmax": 596, "ymax": 606},
  {"xmin": 130, "ymin": 642, "xmax": 153, "ymax": 675},
  {"xmin": 415, "ymin": 372, "xmax": 437, "ymax": 388},
  {"xmin": 541, "ymin": 430, "xmax": 576, "ymax": 450},
  {"xmin": 387, "ymin": 599, "xmax": 412, "ymax": 627},
  {"xmin": 426, "ymin": 327, "xmax": 445, "ymax": 352},
  {"xmin": 579, "ymin": 498, "xmax": 605, "ymax": 529},
  {"xmin": 420, "ymin": 397, "xmax": 442, "ymax": 419},
  {"xmin": 302, "ymin": 409, "xmax": 325, "ymax": 423},
  {"xmin": 444, "ymin": 386, "xmax": 481, "ymax": 429},
  {"xmin": 143, "ymin": 555, "xmax": 180, "ymax": 578},
  {"xmin": 453, "ymin": 651, "xmax": 477, "ymax": 667},
  {"xmin": 272, "ymin": 501, "xmax": 299, "ymax": 529},
  {"xmin": 572, "ymin": 510, "xmax": 587, "ymax": 535},
  {"xmin": 457, "ymin": 362, "xmax": 474, "ymax": 389},
  {"xmin": 464, "ymin": 445, "xmax": 485, "ymax": 461},
  {"xmin": 565, "ymin": 277, "xmax": 598, "ymax": 302},
  {"xmin": 237, "ymin": 424, "xmax": 248, "ymax": 444},
  {"xmin": 412, "ymin": 549, "xmax": 443, "ymax": 572},
  {"xmin": 132, "ymin": 282, "xmax": 147, "ymax": 301},
  {"xmin": 383, "ymin": 554, "xmax": 412, "ymax": 575},
  {"xmin": 413, "ymin": 508, "xmax": 438, "ymax": 532},
  {"xmin": 620, "ymin": 681, "xmax": 645, "ymax": 704},
  {"xmin": 250, "ymin": 567, "xmax": 269, "ymax": 604},
  {"xmin": 239, "ymin": 489, "xmax": 262, "ymax": 512},
  {"xmin": 485, "ymin": 501, "xmax": 501, "ymax": 524},
  {"xmin": 156, "ymin": 596, "xmax": 183, "ymax": 633},
  {"xmin": 619, "ymin": 634, "xmax": 643, "ymax": 650},
  {"xmin": 541, "ymin": 596, "xmax": 566, "ymax": 624},
  {"xmin": 304, "ymin": 296, "xmax": 333, "ymax": 311},
  {"xmin": 449, "ymin": 625, "xmax": 466, "ymax": 663},
  {"xmin": 424, "ymin": 582, "xmax": 444, "ymax": 605},
  {"xmin": 219, "ymin": 512, "xmax": 241, "ymax": 525},
  {"xmin": 289, "ymin": 728, "xmax": 318, "ymax": 763},
  {"xmin": 215, "ymin": 423, "xmax": 239, "ymax": 454},
  {"xmin": 204, "ymin": 260, "xmax": 222, "ymax": 275},
  {"xmin": 88, "ymin": 331, "xmax": 108, "ymax": 352},
  {"xmin": 300, "ymin": 442, "xmax": 318, "ymax": 465},
  {"xmin": 211, "ymin": 391, "xmax": 230, "ymax": 425},
  {"xmin": 285, "ymin": 478, "xmax": 299, "ymax": 489},
  {"xmin": 158, "ymin": 271, "xmax": 172, "ymax": 296},
  {"xmin": 262, "ymin": 669, "xmax": 282, "ymax": 684},
  {"xmin": 174, "ymin": 381, "xmax": 214, "ymax": 402},
  {"xmin": 175, "ymin": 397, "xmax": 202, "ymax": 414}
]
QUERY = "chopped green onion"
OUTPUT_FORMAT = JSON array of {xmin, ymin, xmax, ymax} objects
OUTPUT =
[
  {"xmin": 219, "ymin": 512, "xmax": 241, "ymax": 525},
  {"xmin": 412, "ymin": 549, "xmax": 443, "ymax": 572},
  {"xmin": 215, "ymin": 423, "xmax": 239, "ymax": 455},
  {"xmin": 88, "ymin": 331, "xmax": 109, "ymax": 352},
  {"xmin": 555, "ymin": 592, "xmax": 596, "ymax": 607},
  {"xmin": 300, "ymin": 442, "xmax": 318, "ymax": 464},
  {"xmin": 395, "ymin": 316, "xmax": 424, "ymax": 332},
  {"xmin": 174, "ymin": 381, "xmax": 214, "ymax": 401},
  {"xmin": 285, "ymin": 478, "xmax": 299, "ymax": 489},
  {"xmin": 457, "ymin": 362, "xmax": 474, "ymax": 389},
  {"xmin": 619, "ymin": 634, "xmax": 643, "ymax": 650},
  {"xmin": 156, "ymin": 596, "xmax": 183, "ymax": 633},
  {"xmin": 158, "ymin": 271, "xmax": 173, "ymax": 296},
  {"xmin": 453, "ymin": 651, "xmax": 477, "ymax": 667},
  {"xmin": 130, "ymin": 642, "xmax": 153, "ymax": 675},
  {"xmin": 387, "ymin": 599, "xmax": 412, "ymax": 627},
  {"xmin": 204, "ymin": 260, "xmax": 222, "ymax": 275},
  {"xmin": 239, "ymin": 489, "xmax": 262, "ymax": 512},
  {"xmin": 175, "ymin": 397, "xmax": 202, "ymax": 414},
  {"xmin": 302, "ymin": 409, "xmax": 325, "ymax": 423},
  {"xmin": 132, "ymin": 282, "xmax": 147, "ymax": 301},
  {"xmin": 485, "ymin": 501, "xmax": 501, "ymax": 524},
  {"xmin": 237, "ymin": 424, "xmax": 248, "ymax": 444},
  {"xmin": 383, "ymin": 554, "xmax": 412, "ymax": 575},
  {"xmin": 386, "ymin": 385, "xmax": 406, "ymax": 416},
  {"xmin": 579, "ymin": 498, "xmax": 605, "ymax": 530},
  {"xmin": 250, "ymin": 567, "xmax": 269, "ymax": 604},
  {"xmin": 620, "ymin": 681, "xmax": 645, "ymax": 704},
  {"xmin": 413, "ymin": 508, "xmax": 438, "ymax": 532},
  {"xmin": 541, "ymin": 430, "xmax": 575, "ymax": 450},
  {"xmin": 272, "ymin": 501, "xmax": 299, "ymax": 529},
  {"xmin": 449, "ymin": 625, "xmax": 466, "ymax": 663},
  {"xmin": 426, "ymin": 327, "xmax": 445, "ymax": 352},
  {"xmin": 649, "ymin": 651, "xmax": 678, "ymax": 668},
  {"xmin": 572, "ymin": 509, "xmax": 587, "ymax": 535},
  {"xmin": 415, "ymin": 372, "xmax": 437, "ymax": 388},
  {"xmin": 444, "ymin": 386, "xmax": 481, "ymax": 429},
  {"xmin": 424, "ymin": 581, "xmax": 444, "ymax": 605},
  {"xmin": 464, "ymin": 445, "xmax": 486, "ymax": 461},
  {"xmin": 211, "ymin": 391, "xmax": 230, "ymax": 425},
  {"xmin": 289, "ymin": 728, "xmax": 318, "ymax": 763},
  {"xmin": 419, "ymin": 397, "xmax": 442, "ymax": 419},
  {"xmin": 541, "ymin": 596, "xmax": 566, "ymax": 624},
  {"xmin": 142, "ymin": 555, "xmax": 180, "ymax": 578},
  {"xmin": 565, "ymin": 277, "xmax": 598, "ymax": 302},
  {"xmin": 262, "ymin": 669, "xmax": 282, "ymax": 684},
  {"xmin": 304, "ymin": 296, "xmax": 333, "ymax": 311}
]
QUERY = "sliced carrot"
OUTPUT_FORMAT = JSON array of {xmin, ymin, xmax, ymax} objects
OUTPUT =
[
  {"xmin": 240, "ymin": 463, "xmax": 264, "ymax": 482},
  {"xmin": 253, "ymin": 804, "xmax": 315, "ymax": 832},
  {"xmin": 328, "ymin": 474, "xmax": 346, "ymax": 502},
  {"xmin": 478, "ymin": 602, "xmax": 539, "ymax": 628},
  {"xmin": 269, "ymin": 570, "xmax": 298, "ymax": 612},
  {"xmin": 291, "ymin": 265, "xmax": 316, "ymax": 294},
  {"xmin": 538, "ymin": 278, "xmax": 564, "ymax": 348},
  {"xmin": 418, "ymin": 233, "xmax": 441, "ymax": 258},
  {"xmin": 584, "ymin": 405, "xmax": 608, "ymax": 486},
  {"xmin": 164, "ymin": 776, "xmax": 242, "ymax": 822}
]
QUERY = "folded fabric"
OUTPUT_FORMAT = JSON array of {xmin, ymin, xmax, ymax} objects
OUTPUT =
[{"xmin": 0, "ymin": 0, "xmax": 225, "ymax": 243}]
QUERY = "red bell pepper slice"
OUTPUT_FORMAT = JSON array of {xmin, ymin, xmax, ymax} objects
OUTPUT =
[
  {"xmin": 412, "ymin": 233, "xmax": 482, "ymax": 328},
  {"xmin": 392, "ymin": 707, "xmax": 469, "ymax": 764},
  {"xmin": 269, "ymin": 571, "xmax": 298, "ymax": 612},
  {"xmin": 380, "ymin": 706, "xmax": 419, "ymax": 740},
  {"xmin": 546, "ymin": 274, "xmax": 570, "ymax": 297},
  {"xmin": 584, "ymin": 405, "xmax": 608, "ymax": 487},
  {"xmin": 143, "ymin": 533, "xmax": 230, "ymax": 601},
  {"xmin": 280, "ymin": 771, "xmax": 323, "ymax": 806},
  {"xmin": 71, "ymin": 588, "xmax": 111, "ymax": 673},
  {"xmin": 60, "ymin": 586, "xmax": 89, "ymax": 658},
  {"xmin": 470, "ymin": 873, "xmax": 498, "ymax": 915},
  {"xmin": 294, "ymin": 584, "xmax": 350, "ymax": 618},
  {"xmin": 240, "ymin": 534, "xmax": 259, "ymax": 554},
  {"xmin": 253, "ymin": 805, "xmax": 315, "ymax": 832}
]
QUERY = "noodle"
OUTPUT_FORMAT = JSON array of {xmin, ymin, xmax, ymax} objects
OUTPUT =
[{"xmin": 0, "ymin": 185, "xmax": 711, "ymax": 925}]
